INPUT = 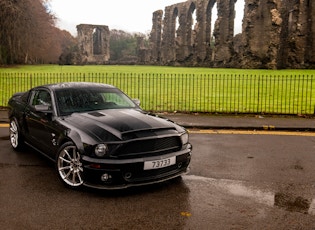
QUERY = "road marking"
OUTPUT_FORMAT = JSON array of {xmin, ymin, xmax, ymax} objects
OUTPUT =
[
  {"xmin": 188, "ymin": 129, "xmax": 315, "ymax": 136},
  {"xmin": 0, "ymin": 124, "xmax": 314, "ymax": 136}
]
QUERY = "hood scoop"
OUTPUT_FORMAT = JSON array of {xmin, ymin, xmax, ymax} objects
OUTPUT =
[{"xmin": 88, "ymin": 111, "xmax": 106, "ymax": 117}]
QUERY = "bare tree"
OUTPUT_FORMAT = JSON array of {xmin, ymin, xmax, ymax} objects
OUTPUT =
[{"xmin": 0, "ymin": 0, "xmax": 74, "ymax": 64}]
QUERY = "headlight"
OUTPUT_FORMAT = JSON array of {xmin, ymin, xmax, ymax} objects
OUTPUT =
[
  {"xmin": 94, "ymin": 144, "xmax": 108, "ymax": 157},
  {"xmin": 180, "ymin": 132, "xmax": 189, "ymax": 145}
]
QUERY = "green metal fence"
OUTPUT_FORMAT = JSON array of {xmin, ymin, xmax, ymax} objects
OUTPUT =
[{"xmin": 1, "ymin": 73, "xmax": 315, "ymax": 115}]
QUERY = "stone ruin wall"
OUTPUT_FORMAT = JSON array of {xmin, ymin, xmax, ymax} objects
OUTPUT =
[
  {"xmin": 76, "ymin": 24, "xmax": 110, "ymax": 64},
  {"xmin": 144, "ymin": 0, "xmax": 315, "ymax": 69}
]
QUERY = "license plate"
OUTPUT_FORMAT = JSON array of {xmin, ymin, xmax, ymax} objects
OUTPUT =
[{"xmin": 144, "ymin": 156, "xmax": 176, "ymax": 170}]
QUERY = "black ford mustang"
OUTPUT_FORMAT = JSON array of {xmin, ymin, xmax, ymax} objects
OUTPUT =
[{"xmin": 8, "ymin": 82, "xmax": 192, "ymax": 189}]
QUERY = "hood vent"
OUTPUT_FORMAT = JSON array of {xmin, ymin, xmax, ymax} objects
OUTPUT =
[{"xmin": 88, "ymin": 112, "xmax": 105, "ymax": 117}]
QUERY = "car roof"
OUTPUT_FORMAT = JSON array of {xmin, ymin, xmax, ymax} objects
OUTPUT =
[{"xmin": 34, "ymin": 82, "xmax": 116, "ymax": 91}]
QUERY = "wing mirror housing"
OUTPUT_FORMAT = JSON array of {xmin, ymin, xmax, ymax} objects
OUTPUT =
[
  {"xmin": 34, "ymin": 104, "xmax": 52, "ymax": 113},
  {"xmin": 132, "ymin": 99, "xmax": 141, "ymax": 106}
]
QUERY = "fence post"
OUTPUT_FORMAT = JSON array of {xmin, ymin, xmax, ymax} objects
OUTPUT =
[{"xmin": 30, "ymin": 74, "xmax": 32, "ymax": 88}]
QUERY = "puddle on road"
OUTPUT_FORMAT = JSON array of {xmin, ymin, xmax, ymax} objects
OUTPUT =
[
  {"xmin": 275, "ymin": 192, "xmax": 315, "ymax": 214},
  {"xmin": 184, "ymin": 175, "xmax": 315, "ymax": 215}
]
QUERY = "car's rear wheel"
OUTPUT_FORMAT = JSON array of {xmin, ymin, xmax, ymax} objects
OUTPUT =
[
  {"xmin": 56, "ymin": 142, "xmax": 84, "ymax": 188},
  {"xmin": 9, "ymin": 118, "xmax": 25, "ymax": 151}
]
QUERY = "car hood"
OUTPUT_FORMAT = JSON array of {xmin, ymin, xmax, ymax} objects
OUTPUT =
[{"xmin": 62, "ymin": 109, "xmax": 183, "ymax": 141}]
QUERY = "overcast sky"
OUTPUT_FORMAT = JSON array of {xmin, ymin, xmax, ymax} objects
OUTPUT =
[{"xmin": 49, "ymin": 0, "xmax": 244, "ymax": 36}]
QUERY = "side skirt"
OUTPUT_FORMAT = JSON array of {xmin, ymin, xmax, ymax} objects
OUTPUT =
[{"xmin": 25, "ymin": 141, "xmax": 55, "ymax": 162}]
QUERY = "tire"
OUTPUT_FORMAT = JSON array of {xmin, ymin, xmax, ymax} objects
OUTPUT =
[
  {"xmin": 56, "ymin": 142, "xmax": 84, "ymax": 189},
  {"xmin": 9, "ymin": 117, "xmax": 25, "ymax": 151}
]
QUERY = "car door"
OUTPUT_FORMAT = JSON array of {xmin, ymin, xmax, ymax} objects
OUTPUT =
[{"xmin": 24, "ymin": 89, "xmax": 56, "ymax": 155}]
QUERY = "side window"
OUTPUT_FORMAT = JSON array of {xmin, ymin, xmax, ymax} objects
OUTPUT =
[{"xmin": 30, "ymin": 90, "xmax": 52, "ymax": 107}]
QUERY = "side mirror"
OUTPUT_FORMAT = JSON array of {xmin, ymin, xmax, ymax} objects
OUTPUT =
[
  {"xmin": 34, "ymin": 104, "xmax": 52, "ymax": 113},
  {"xmin": 132, "ymin": 99, "xmax": 140, "ymax": 106}
]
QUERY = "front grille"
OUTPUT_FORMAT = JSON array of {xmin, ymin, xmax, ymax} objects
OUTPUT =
[{"xmin": 113, "ymin": 136, "xmax": 182, "ymax": 158}]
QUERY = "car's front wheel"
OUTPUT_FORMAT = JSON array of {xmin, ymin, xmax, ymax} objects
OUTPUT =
[
  {"xmin": 9, "ymin": 117, "xmax": 25, "ymax": 151},
  {"xmin": 56, "ymin": 142, "xmax": 84, "ymax": 188}
]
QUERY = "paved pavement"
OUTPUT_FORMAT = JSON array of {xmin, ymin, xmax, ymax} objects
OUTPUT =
[
  {"xmin": 161, "ymin": 113, "xmax": 315, "ymax": 131},
  {"xmin": 1, "ymin": 109, "xmax": 315, "ymax": 131}
]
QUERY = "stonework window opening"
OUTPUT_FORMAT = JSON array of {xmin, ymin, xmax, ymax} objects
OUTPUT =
[
  {"xmin": 234, "ymin": 0, "xmax": 244, "ymax": 35},
  {"xmin": 175, "ymin": 15, "xmax": 180, "ymax": 38},
  {"xmin": 187, "ymin": 3, "xmax": 197, "ymax": 47},
  {"xmin": 211, "ymin": 2, "xmax": 218, "ymax": 46},
  {"xmin": 93, "ymin": 28, "xmax": 102, "ymax": 55},
  {"xmin": 191, "ymin": 7, "xmax": 197, "ymax": 31},
  {"xmin": 173, "ymin": 7, "xmax": 179, "ymax": 39}
]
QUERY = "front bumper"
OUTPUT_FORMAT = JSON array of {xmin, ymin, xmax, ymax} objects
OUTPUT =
[{"xmin": 81, "ymin": 148, "xmax": 192, "ymax": 189}]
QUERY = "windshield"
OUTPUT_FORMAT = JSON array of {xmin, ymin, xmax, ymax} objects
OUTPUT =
[{"xmin": 55, "ymin": 87, "xmax": 137, "ymax": 116}]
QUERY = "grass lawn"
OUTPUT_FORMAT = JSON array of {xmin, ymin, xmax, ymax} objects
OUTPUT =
[
  {"xmin": 1, "ymin": 65, "xmax": 315, "ymax": 114},
  {"xmin": 2, "ymin": 64, "xmax": 315, "ymax": 75}
]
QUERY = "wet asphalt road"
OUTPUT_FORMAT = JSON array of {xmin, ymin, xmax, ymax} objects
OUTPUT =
[{"xmin": 1, "ymin": 126, "xmax": 315, "ymax": 229}]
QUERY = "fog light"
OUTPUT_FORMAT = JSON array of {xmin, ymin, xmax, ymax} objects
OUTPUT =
[
  {"xmin": 124, "ymin": 172, "xmax": 132, "ymax": 179},
  {"xmin": 101, "ymin": 173, "xmax": 111, "ymax": 182}
]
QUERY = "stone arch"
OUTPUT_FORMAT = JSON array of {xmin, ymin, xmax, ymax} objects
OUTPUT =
[
  {"xmin": 205, "ymin": 0, "xmax": 218, "ymax": 61},
  {"xmin": 206, "ymin": 0, "xmax": 217, "ymax": 42},
  {"xmin": 147, "ymin": 0, "xmax": 315, "ymax": 69},
  {"xmin": 172, "ymin": 7, "xmax": 179, "ymax": 44},
  {"xmin": 186, "ymin": 2, "xmax": 197, "ymax": 47},
  {"xmin": 234, "ymin": 0, "xmax": 244, "ymax": 35},
  {"xmin": 173, "ymin": 7, "xmax": 182, "ymax": 61},
  {"xmin": 76, "ymin": 24, "xmax": 110, "ymax": 64},
  {"xmin": 160, "ymin": 5, "xmax": 180, "ymax": 63},
  {"xmin": 172, "ymin": 7, "xmax": 180, "ymax": 62}
]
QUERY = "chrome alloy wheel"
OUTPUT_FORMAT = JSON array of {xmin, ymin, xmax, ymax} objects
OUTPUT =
[
  {"xmin": 57, "ymin": 144, "xmax": 84, "ymax": 187},
  {"xmin": 9, "ymin": 119, "xmax": 19, "ymax": 149}
]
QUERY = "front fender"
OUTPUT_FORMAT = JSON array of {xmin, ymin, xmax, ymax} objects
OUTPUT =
[
  {"xmin": 63, "ymin": 129, "xmax": 97, "ymax": 155},
  {"xmin": 62, "ymin": 129, "xmax": 84, "ymax": 154}
]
